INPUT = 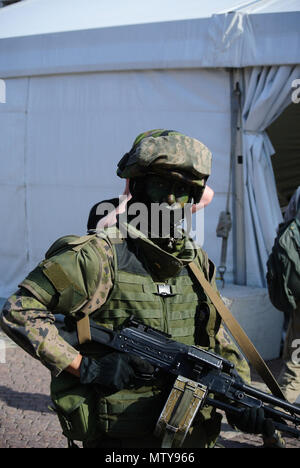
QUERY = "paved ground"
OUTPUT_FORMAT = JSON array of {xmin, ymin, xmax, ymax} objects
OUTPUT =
[{"xmin": 1, "ymin": 319, "xmax": 300, "ymax": 449}]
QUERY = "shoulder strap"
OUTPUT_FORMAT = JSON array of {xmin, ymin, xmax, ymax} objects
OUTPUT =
[
  {"xmin": 77, "ymin": 315, "xmax": 91, "ymax": 344},
  {"xmin": 188, "ymin": 262, "xmax": 285, "ymax": 400},
  {"xmin": 76, "ymin": 234, "xmax": 115, "ymax": 345}
]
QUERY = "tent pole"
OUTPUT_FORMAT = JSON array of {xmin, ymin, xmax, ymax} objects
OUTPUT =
[{"xmin": 231, "ymin": 69, "xmax": 246, "ymax": 285}]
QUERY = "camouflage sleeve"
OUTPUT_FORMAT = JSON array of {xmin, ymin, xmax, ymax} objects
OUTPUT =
[
  {"xmin": 215, "ymin": 325, "xmax": 251, "ymax": 384},
  {"xmin": 0, "ymin": 289, "xmax": 80, "ymax": 376},
  {"xmin": 0, "ymin": 236, "xmax": 114, "ymax": 377}
]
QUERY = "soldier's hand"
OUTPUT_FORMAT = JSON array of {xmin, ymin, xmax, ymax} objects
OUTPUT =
[
  {"xmin": 227, "ymin": 407, "xmax": 275, "ymax": 437},
  {"xmin": 79, "ymin": 353, "xmax": 155, "ymax": 392}
]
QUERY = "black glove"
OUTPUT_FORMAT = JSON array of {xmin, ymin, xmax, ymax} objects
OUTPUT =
[
  {"xmin": 79, "ymin": 352, "xmax": 155, "ymax": 393},
  {"xmin": 227, "ymin": 407, "xmax": 275, "ymax": 437}
]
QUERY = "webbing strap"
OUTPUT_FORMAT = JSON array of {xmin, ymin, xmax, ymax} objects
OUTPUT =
[
  {"xmin": 76, "ymin": 315, "xmax": 91, "ymax": 345},
  {"xmin": 43, "ymin": 261, "xmax": 71, "ymax": 292},
  {"xmin": 188, "ymin": 261, "xmax": 285, "ymax": 400},
  {"xmin": 43, "ymin": 261, "xmax": 76, "ymax": 312}
]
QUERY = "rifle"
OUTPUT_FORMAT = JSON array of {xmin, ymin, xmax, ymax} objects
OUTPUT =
[{"xmin": 57, "ymin": 316, "xmax": 300, "ymax": 445}]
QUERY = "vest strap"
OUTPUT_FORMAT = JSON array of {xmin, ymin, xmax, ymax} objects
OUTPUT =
[
  {"xmin": 188, "ymin": 261, "xmax": 285, "ymax": 400},
  {"xmin": 76, "ymin": 315, "xmax": 91, "ymax": 345},
  {"xmin": 43, "ymin": 261, "xmax": 72, "ymax": 292},
  {"xmin": 42, "ymin": 261, "xmax": 83, "ymax": 312}
]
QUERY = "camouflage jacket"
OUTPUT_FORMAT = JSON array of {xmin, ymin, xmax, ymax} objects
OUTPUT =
[{"xmin": 0, "ymin": 231, "xmax": 250, "ymax": 383}]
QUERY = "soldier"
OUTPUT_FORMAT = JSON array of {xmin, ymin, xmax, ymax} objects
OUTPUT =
[
  {"xmin": 0, "ymin": 129, "xmax": 275, "ymax": 448},
  {"xmin": 277, "ymin": 186, "xmax": 300, "ymax": 405}
]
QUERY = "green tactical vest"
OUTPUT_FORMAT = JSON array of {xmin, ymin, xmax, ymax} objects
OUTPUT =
[
  {"xmin": 81, "ymin": 227, "xmax": 221, "ymax": 440},
  {"xmin": 93, "ymin": 229, "xmax": 220, "ymax": 347},
  {"xmin": 48, "ymin": 228, "xmax": 222, "ymax": 443}
]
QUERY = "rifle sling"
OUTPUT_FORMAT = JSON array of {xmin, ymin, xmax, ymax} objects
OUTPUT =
[{"xmin": 188, "ymin": 261, "xmax": 285, "ymax": 400}]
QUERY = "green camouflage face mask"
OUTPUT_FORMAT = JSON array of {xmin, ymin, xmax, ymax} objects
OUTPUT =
[
  {"xmin": 125, "ymin": 175, "xmax": 192, "ymax": 255},
  {"xmin": 144, "ymin": 175, "xmax": 192, "ymax": 209}
]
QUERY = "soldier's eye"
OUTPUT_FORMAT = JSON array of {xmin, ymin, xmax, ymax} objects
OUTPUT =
[{"xmin": 175, "ymin": 185, "xmax": 188, "ymax": 195}]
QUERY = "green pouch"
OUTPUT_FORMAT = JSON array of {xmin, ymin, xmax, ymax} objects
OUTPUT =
[
  {"xmin": 97, "ymin": 387, "xmax": 166, "ymax": 439},
  {"xmin": 50, "ymin": 372, "xmax": 99, "ymax": 442}
]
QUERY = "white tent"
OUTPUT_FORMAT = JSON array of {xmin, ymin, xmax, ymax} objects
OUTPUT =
[{"xmin": 0, "ymin": 0, "xmax": 299, "ymax": 305}]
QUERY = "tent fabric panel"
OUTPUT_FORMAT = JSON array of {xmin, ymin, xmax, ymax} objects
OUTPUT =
[
  {"xmin": 267, "ymin": 102, "xmax": 300, "ymax": 208},
  {"xmin": 0, "ymin": 185, "xmax": 28, "ymax": 297},
  {"xmin": 0, "ymin": 112, "xmax": 26, "ymax": 185},
  {"xmin": 0, "ymin": 11, "xmax": 300, "ymax": 79},
  {"xmin": 241, "ymin": 65, "xmax": 300, "ymax": 287},
  {"xmin": 0, "ymin": 0, "xmax": 258, "ymax": 38},
  {"xmin": 25, "ymin": 69, "xmax": 231, "ymax": 189},
  {"xmin": 0, "ymin": 79, "xmax": 29, "ymax": 297}
]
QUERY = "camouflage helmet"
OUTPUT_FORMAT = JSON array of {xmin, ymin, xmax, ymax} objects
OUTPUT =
[{"xmin": 117, "ymin": 130, "xmax": 212, "ymax": 194}]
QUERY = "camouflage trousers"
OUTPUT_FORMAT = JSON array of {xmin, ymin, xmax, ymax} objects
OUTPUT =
[{"xmin": 278, "ymin": 305, "xmax": 300, "ymax": 404}]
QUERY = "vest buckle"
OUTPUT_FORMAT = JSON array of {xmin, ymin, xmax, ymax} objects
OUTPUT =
[{"xmin": 157, "ymin": 284, "xmax": 172, "ymax": 296}]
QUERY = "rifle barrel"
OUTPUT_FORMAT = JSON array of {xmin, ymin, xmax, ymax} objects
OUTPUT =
[{"xmin": 234, "ymin": 381, "xmax": 300, "ymax": 417}]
